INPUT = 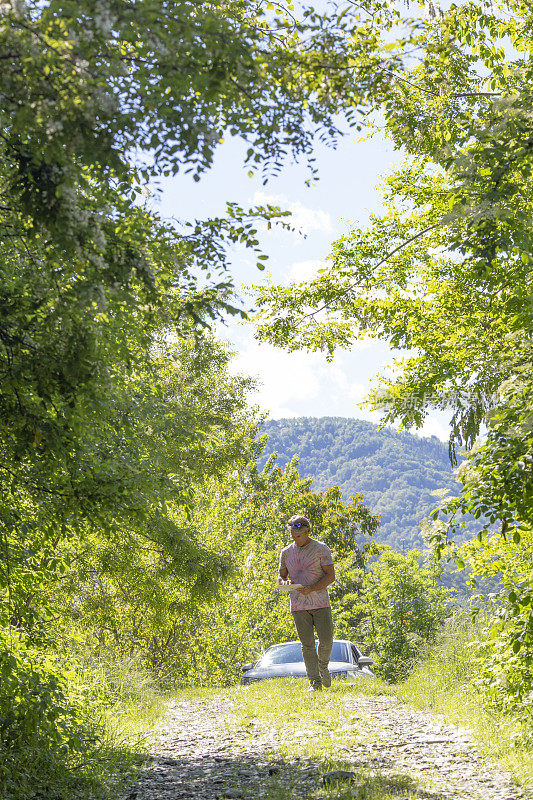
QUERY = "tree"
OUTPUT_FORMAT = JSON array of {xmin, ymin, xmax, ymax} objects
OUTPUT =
[
  {"xmin": 135, "ymin": 456, "xmax": 381, "ymax": 686},
  {"xmin": 459, "ymin": 525, "xmax": 533, "ymax": 713},
  {"xmin": 0, "ymin": 0, "xmax": 407, "ymax": 607},
  {"xmin": 0, "ymin": 330, "xmax": 264, "ymax": 797},
  {"xmin": 0, "ymin": 1, "xmax": 412, "ymax": 793},
  {"xmin": 1, "ymin": 331, "xmax": 259, "ymax": 633},
  {"xmin": 253, "ymin": 0, "xmax": 533, "ymax": 700},
  {"xmin": 332, "ymin": 547, "xmax": 452, "ymax": 682},
  {"xmin": 255, "ymin": 0, "xmax": 533, "ymax": 462}
]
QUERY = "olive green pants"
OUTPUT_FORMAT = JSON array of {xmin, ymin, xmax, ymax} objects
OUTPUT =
[{"xmin": 292, "ymin": 606, "xmax": 333, "ymax": 685}]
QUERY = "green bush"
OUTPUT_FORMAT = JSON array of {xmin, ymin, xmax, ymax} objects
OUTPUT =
[
  {"xmin": 0, "ymin": 630, "xmax": 165, "ymax": 800},
  {"xmin": 0, "ymin": 632, "xmax": 97, "ymax": 799},
  {"xmin": 332, "ymin": 547, "xmax": 452, "ymax": 682}
]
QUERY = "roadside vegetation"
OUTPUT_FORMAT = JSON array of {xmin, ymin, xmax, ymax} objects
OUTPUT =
[
  {"xmin": 0, "ymin": 640, "xmax": 166, "ymax": 800},
  {"xmin": 2, "ymin": 0, "xmax": 533, "ymax": 798},
  {"xmin": 398, "ymin": 612, "xmax": 533, "ymax": 787}
]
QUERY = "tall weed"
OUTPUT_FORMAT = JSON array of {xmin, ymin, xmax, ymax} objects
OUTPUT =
[
  {"xmin": 397, "ymin": 611, "xmax": 533, "ymax": 786},
  {"xmin": 0, "ymin": 631, "xmax": 167, "ymax": 800}
]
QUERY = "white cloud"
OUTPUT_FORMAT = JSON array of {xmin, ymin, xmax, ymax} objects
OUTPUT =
[
  {"xmin": 419, "ymin": 416, "xmax": 449, "ymax": 442},
  {"xmin": 228, "ymin": 332, "xmax": 385, "ymax": 421},
  {"xmin": 334, "ymin": 340, "xmax": 375, "ymax": 358},
  {"xmin": 286, "ymin": 259, "xmax": 326, "ymax": 284},
  {"xmin": 230, "ymin": 335, "xmax": 450, "ymax": 441},
  {"xmin": 252, "ymin": 190, "xmax": 334, "ymax": 236},
  {"xmin": 231, "ymin": 339, "xmax": 321, "ymax": 418},
  {"xmin": 226, "ymin": 328, "xmax": 449, "ymax": 440}
]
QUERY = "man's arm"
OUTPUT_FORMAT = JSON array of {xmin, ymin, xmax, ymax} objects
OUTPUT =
[
  {"xmin": 297, "ymin": 563, "xmax": 335, "ymax": 596},
  {"xmin": 278, "ymin": 565, "xmax": 290, "ymax": 584}
]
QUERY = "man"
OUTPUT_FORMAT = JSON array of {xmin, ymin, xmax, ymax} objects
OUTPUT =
[{"xmin": 278, "ymin": 514, "xmax": 335, "ymax": 691}]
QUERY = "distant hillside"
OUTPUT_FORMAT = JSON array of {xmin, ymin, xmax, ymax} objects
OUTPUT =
[{"xmin": 259, "ymin": 417, "xmax": 461, "ymax": 550}]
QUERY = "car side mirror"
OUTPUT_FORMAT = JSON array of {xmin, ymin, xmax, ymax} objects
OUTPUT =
[
  {"xmin": 241, "ymin": 663, "xmax": 254, "ymax": 672},
  {"xmin": 357, "ymin": 656, "xmax": 373, "ymax": 667}
]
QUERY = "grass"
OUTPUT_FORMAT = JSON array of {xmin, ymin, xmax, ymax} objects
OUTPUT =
[
  {"xmin": 226, "ymin": 677, "xmax": 430, "ymax": 800},
  {"xmin": 68, "ymin": 651, "xmax": 172, "ymax": 800},
  {"xmin": 262, "ymin": 769, "xmax": 420, "ymax": 800},
  {"xmin": 10, "ymin": 616, "xmax": 531, "ymax": 800},
  {"xmin": 90, "ymin": 667, "xmax": 245, "ymax": 798},
  {"xmin": 0, "ymin": 647, "xmax": 172, "ymax": 800},
  {"xmin": 77, "ymin": 620, "xmax": 533, "ymax": 798},
  {"xmin": 234, "ymin": 676, "xmax": 392, "ymax": 760},
  {"xmin": 396, "ymin": 614, "xmax": 533, "ymax": 788}
]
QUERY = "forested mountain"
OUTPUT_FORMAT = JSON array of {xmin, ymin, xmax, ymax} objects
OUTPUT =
[{"xmin": 260, "ymin": 418, "xmax": 461, "ymax": 549}]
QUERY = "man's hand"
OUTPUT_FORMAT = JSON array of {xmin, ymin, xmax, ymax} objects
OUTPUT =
[{"xmin": 296, "ymin": 586, "xmax": 313, "ymax": 596}]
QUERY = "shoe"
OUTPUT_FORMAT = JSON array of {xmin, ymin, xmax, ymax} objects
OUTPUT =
[
  {"xmin": 308, "ymin": 680, "xmax": 322, "ymax": 691},
  {"xmin": 319, "ymin": 666, "xmax": 331, "ymax": 688}
]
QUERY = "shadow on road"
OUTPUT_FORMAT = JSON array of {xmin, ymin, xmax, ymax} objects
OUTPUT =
[{"xmin": 125, "ymin": 746, "xmax": 452, "ymax": 800}]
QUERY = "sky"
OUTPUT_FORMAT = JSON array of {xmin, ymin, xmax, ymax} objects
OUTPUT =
[{"xmin": 152, "ymin": 129, "xmax": 451, "ymax": 442}]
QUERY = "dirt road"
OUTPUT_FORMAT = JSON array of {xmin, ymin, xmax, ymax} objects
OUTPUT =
[{"xmin": 125, "ymin": 689, "xmax": 530, "ymax": 800}]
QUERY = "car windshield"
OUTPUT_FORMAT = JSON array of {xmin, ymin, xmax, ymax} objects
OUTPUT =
[{"xmin": 259, "ymin": 641, "xmax": 349, "ymax": 666}]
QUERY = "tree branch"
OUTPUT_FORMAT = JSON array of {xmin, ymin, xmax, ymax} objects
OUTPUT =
[{"xmin": 303, "ymin": 222, "xmax": 440, "ymax": 319}]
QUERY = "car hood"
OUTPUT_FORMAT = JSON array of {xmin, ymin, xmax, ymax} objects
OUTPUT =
[{"xmin": 242, "ymin": 660, "xmax": 357, "ymax": 680}]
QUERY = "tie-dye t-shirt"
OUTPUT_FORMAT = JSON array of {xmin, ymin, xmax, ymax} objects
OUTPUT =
[{"xmin": 279, "ymin": 539, "xmax": 334, "ymax": 612}]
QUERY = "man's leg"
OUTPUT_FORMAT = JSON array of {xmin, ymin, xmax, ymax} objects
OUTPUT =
[
  {"xmin": 292, "ymin": 610, "xmax": 321, "ymax": 688},
  {"xmin": 312, "ymin": 607, "xmax": 333, "ymax": 687}
]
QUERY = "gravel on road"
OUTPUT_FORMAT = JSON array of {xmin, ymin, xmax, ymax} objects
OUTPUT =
[{"xmin": 125, "ymin": 689, "xmax": 531, "ymax": 800}]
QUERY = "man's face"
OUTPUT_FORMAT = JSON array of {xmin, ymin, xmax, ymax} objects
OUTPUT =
[{"xmin": 289, "ymin": 525, "xmax": 311, "ymax": 547}]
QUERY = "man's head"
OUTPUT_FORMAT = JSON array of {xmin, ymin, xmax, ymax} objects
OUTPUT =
[{"xmin": 287, "ymin": 514, "xmax": 311, "ymax": 547}]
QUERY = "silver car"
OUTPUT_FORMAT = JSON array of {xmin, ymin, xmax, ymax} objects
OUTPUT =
[{"xmin": 240, "ymin": 639, "xmax": 374, "ymax": 684}]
